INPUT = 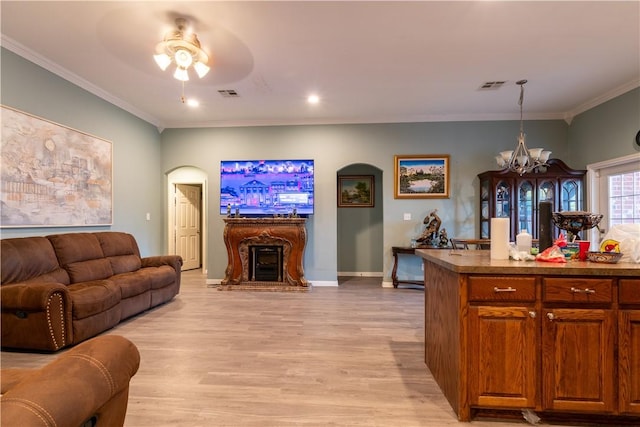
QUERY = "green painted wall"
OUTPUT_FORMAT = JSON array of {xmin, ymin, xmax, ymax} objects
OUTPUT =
[
  {"xmin": 568, "ymin": 88, "xmax": 640, "ymax": 168},
  {"xmin": 0, "ymin": 49, "xmax": 164, "ymax": 256}
]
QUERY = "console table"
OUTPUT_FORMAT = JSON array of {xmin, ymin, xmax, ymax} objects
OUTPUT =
[{"xmin": 391, "ymin": 246, "xmax": 425, "ymax": 288}]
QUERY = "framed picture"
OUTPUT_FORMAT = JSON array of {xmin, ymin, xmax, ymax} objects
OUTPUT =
[
  {"xmin": 1, "ymin": 106, "xmax": 113, "ymax": 227},
  {"xmin": 338, "ymin": 175, "xmax": 374, "ymax": 207},
  {"xmin": 394, "ymin": 154, "xmax": 450, "ymax": 199}
]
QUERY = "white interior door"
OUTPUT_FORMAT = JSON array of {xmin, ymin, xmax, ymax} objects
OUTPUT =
[{"xmin": 176, "ymin": 184, "xmax": 201, "ymax": 271}]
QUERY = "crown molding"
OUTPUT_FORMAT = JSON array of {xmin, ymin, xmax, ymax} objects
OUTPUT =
[
  {"xmin": 1, "ymin": 35, "xmax": 162, "ymax": 129},
  {"xmin": 564, "ymin": 78, "xmax": 640, "ymax": 124}
]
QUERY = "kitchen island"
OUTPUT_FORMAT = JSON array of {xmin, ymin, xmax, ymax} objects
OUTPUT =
[{"xmin": 416, "ymin": 249, "xmax": 640, "ymax": 424}]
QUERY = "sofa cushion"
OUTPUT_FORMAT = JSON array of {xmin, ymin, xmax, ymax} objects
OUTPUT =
[
  {"xmin": 108, "ymin": 255, "xmax": 142, "ymax": 275},
  {"xmin": 94, "ymin": 232, "xmax": 142, "ymax": 274},
  {"xmin": 111, "ymin": 271, "xmax": 151, "ymax": 299},
  {"xmin": 66, "ymin": 258, "xmax": 114, "ymax": 284},
  {"xmin": 94, "ymin": 232, "xmax": 141, "ymax": 257},
  {"xmin": 1, "ymin": 237, "xmax": 69, "ymax": 285},
  {"xmin": 48, "ymin": 233, "xmax": 104, "ymax": 265},
  {"xmin": 142, "ymin": 266, "xmax": 177, "ymax": 290},
  {"xmin": 68, "ymin": 280, "xmax": 121, "ymax": 320},
  {"xmin": 47, "ymin": 233, "xmax": 114, "ymax": 283}
]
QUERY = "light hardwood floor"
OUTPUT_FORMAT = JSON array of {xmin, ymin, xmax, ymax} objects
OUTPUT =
[{"xmin": 2, "ymin": 271, "xmax": 572, "ymax": 427}]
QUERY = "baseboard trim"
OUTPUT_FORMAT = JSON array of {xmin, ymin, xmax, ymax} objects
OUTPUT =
[
  {"xmin": 310, "ymin": 280, "xmax": 339, "ymax": 287},
  {"xmin": 206, "ymin": 279, "xmax": 339, "ymax": 287},
  {"xmin": 337, "ymin": 271, "xmax": 383, "ymax": 277}
]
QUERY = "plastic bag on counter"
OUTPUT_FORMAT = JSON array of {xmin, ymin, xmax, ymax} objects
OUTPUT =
[
  {"xmin": 601, "ymin": 224, "xmax": 640, "ymax": 263},
  {"xmin": 509, "ymin": 243, "xmax": 536, "ymax": 261},
  {"xmin": 535, "ymin": 234, "xmax": 567, "ymax": 263}
]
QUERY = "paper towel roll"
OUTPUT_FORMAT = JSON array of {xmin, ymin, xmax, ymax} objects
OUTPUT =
[{"xmin": 490, "ymin": 218, "xmax": 510, "ymax": 260}]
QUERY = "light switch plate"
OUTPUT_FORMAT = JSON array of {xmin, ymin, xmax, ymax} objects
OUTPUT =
[{"xmin": 403, "ymin": 213, "xmax": 411, "ymax": 220}]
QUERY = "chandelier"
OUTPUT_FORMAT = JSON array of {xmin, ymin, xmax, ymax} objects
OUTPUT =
[
  {"xmin": 153, "ymin": 18, "xmax": 210, "ymax": 82},
  {"xmin": 495, "ymin": 80, "xmax": 551, "ymax": 175}
]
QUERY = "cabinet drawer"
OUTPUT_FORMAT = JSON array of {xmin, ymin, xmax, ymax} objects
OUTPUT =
[
  {"xmin": 619, "ymin": 279, "xmax": 640, "ymax": 304},
  {"xmin": 543, "ymin": 278, "xmax": 612, "ymax": 303},
  {"xmin": 469, "ymin": 276, "xmax": 536, "ymax": 302}
]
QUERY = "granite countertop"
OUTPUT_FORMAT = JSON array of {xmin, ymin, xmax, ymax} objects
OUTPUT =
[{"xmin": 415, "ymin": 249, "xmax": 640, "ymax": 277}]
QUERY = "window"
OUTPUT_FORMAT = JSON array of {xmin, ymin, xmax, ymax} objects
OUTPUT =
[
  {"xmin": 587, "ymin": 153, "xmax": 640, "ymax": 242},
  {"xmin": 608, "ymin": 170, "xmax": 640, "ymax": 225}
]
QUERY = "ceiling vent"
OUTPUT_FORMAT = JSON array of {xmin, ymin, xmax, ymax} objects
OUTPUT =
[
  {"xmin": 479, "ymin": 81, "xmax": 506, "ymax": 90},
  {"xmin": 218, "ymin": 89, "xmax": 239, "ymax": 98}
]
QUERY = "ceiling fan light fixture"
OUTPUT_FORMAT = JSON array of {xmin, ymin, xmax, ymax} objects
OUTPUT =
[
  {"xmin": 174, "ymin": 67, "xmax": 189, "ymax": 81},
  {"xmin": 174, "ymin": 49, "xmax": 193, "ymax": 68},
  {"xmin": 193, "ymin": 61, "xmax": 210, "ymax": 78},
  {"xmin": 153, "ymin": 53, "xmax": 172, "ymax": 70},
  {"xmin": 154, "ymin": 18, "xmax": 210, "ymax": 82}
]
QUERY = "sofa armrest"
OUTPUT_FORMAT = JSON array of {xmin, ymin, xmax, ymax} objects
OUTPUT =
[
  {"xmin": 1, "ymin": 283, "xmax": 72, "ymax": 351},
  {"xmin": 1, "ymin": 335, "xmax": 140, "ymax": 427},
  {"xmin": 141, "ymin": 255, "xmax": 183, "ymax": 293},
  {"xmin": 141, "ymin": 255, "xmax": 183, "ymax": 271}
]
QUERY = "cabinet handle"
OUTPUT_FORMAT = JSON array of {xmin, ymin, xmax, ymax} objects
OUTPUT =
[
  {"xmin": 493, "ymin": 286, "xmax": 516, "ymax": 293},
  {"xmin": 529, "ymin": 311, "xmax": 536, "ymax": 318},
  {"xmin": 547, "ymin": 312, "xmax": 555, "ymax": 321},
  {"xmin": 570, "ymin": 287, "xmax": 595, "ymax": 294}
]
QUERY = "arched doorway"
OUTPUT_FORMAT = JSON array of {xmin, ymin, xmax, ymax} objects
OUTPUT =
[{"xmin": 336, "ymin": 163, "xmax": 383, "ymax": 283}]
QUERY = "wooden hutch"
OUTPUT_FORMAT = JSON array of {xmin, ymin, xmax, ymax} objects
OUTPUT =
[{"xmin": 478, "ymin": 159, "xmax": 586, "ymax": 240}]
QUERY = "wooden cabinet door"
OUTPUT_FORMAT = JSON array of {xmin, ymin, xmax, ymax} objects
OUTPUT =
[
  {"xmin": 542, "ymin": 308, "xmax": 615, "ymax": 413},
  {"xmin": 469, "ymin": 305, "xmax": 537, "ymax": 408},
  {"xmin": 619, "ymin": 310, "xmax": 640, "ymax": 415}
]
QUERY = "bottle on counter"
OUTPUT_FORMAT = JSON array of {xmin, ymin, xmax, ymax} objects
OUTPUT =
[{"xmin": 516, "ymin": 229, "xmax": 532, "ymax": 253}]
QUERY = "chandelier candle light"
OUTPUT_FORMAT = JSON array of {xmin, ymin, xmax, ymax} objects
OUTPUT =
[
  {"xmin": 154, "ymin": 18, "xmax": 210, "ymax": 82},
  {"xmin": 495, "ymin": 80, "xmax": 551, "ymax": 175}
]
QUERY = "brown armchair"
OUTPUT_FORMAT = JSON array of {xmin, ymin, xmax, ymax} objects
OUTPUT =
[{"xmin": 1, "ymin": 335, "xmax": 140, "ymax": 427}]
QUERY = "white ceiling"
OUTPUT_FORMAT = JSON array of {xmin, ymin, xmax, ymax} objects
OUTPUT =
[{"xmin": 1, "ymin": 1, "xmax": 639, "ymax": 130}]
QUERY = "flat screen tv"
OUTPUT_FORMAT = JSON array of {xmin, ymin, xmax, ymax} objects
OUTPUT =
[{"xmin": 220, "ymin": 159, "xmax": 314, "ymax": 217}]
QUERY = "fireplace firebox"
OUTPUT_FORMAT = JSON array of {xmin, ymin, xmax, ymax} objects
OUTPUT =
[{"xmin": 250, "ymin": 245, "xmax": 283, "ymax": 282}]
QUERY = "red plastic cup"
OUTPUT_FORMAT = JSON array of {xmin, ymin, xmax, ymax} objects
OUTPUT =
[{"xmin": 577, "ymin": 241, "xmax": 590, "ymax": 261}]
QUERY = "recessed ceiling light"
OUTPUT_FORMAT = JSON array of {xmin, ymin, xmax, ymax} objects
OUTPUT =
[
  {"xmin": 186, "ymin": 98, "xmax": 200, "ymax": 107},
  {"xmin": 307, "ymin": 94, "xmax": 320, "ymax": 104}
]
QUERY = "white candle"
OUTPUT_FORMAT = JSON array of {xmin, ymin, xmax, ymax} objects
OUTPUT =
[{"xmin": 490, "ymin": 218, "xmax": 510, "ymax": 260}]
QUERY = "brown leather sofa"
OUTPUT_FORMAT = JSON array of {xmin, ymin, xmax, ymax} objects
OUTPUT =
[
  {"xmin": 1, "ymin": 334, "xmax": 140, "ymax": 427},
  {"xmin": 1, "ymin": 232, "xmax": 182, "ymax": 351}
]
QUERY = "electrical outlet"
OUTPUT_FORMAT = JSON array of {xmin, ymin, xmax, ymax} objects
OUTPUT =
[
  {"xmin": 146, "ymin": 213, "xmax": 151, "ymax": 221},
  {"xmin": 403, "ymin": 213, "xmax": 411, "ymax": 220}
]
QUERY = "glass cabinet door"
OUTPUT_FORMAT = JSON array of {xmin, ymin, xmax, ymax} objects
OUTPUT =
[
  {"xmin": 480, "ymin": 180, "xmax": 490, "ymax": 238},
  {"xmin": 539, "ymin": 181, "xmax": 555, "ymax": 205},
  {"xmin": 561, "ymin": 179, "xmax": 582, "ymax": 211},
  {"xmin": 518, "ymin": 180, "xmax": 534, "ymax": 234},
  {"xmin": 495, "ymin": 180, "xmax": 511, "ymax": 218}
]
